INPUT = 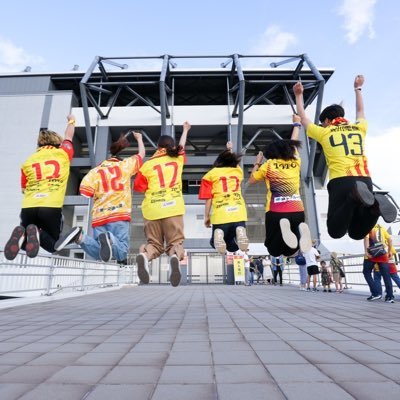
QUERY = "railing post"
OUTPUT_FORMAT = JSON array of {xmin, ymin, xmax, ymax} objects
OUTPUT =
[
  {"xmin": 102, "ymin": 264, "xmax": 107, "ymax": 287},
  {"xmin": 79, "ymin": 262, "xmax": 87, "ymax": 291},
  {"xmin": 46, "ymin": 259, "xmax": 55, "ymax": 296}
]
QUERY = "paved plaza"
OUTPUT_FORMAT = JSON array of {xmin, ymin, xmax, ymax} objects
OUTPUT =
[{"xmin": 0, "ymin": 285, "xmax": 399, "ymax": 399}]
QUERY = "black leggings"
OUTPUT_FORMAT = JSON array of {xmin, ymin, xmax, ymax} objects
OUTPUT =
[
  {"xmin": 20, "ymin": 207, "xmax": 63, "ymax": 253},
  {"xmin": 273, "ymin": 266, "xmax": 283, "ymax": 284},
  {"xmin": 327, "ymin": 176, "xmax": 378, "ymax": 240},
  {"xmin": 264, "ymin": 211, "xmax": 305, "ymax": 256}
]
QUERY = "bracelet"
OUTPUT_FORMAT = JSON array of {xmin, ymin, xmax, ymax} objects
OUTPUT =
[
  {"xmin": 354, "ymin": 87, "xmax": 362, "ymax": 91},
  {"xmin": 67, "ymin": 119, "xmax": 76, "ymax": 125},
  {"xmin": 293, "ymin": 122, "xmax": 302, "ymax": 127}
]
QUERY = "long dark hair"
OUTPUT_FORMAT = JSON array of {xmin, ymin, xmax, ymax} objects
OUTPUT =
[
  {"xmin": 213, "ymin": 150, "xmax": 241, "ymax": 168},
  {"xmin": 263, "ymin": 139, "xmax": 301, "ymax": 161},
  {"xmin": 157, "ymin": 135, "xmax": 182, "ymax": 157},
  {"xmin": 110, "ymin": 133, "xmax": 130, "ymax": 156}
]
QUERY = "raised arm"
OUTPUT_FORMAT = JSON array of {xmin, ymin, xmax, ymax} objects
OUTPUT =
[
  {"xmin": 226, "ymin": 141, "xmax": 233, "ymax": 153},
  {"xmin": 133, "ymin": 131, "xmax": 145, "ymax": 159},
  {"xmin": 64, "ymin": 114, "xmax": 76, "ymax": 141},
  {"xmin": 354, "ymin": 74, "xmax": 365, "ymax": 120},
  {"xmin": 179, "ymin": 121, "xmax": 191, "ymax": 148},
  {"xmin": 248, "ymin": 151, "xmax": 264, "ymax": 184},
  {"xmin": 291, "ymin": 114, "xmax": 302, "ymax": 140},
  {"xmin": 293, "ymin": 82, "xmax": 312, "ymax": 129}
]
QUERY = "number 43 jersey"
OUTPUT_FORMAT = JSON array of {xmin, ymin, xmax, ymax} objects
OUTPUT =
[
  {"xmin": 199, "ymin": 167, "xmax": 247, "ymax": 224},
  {"xmin": 80, "ymin": 155, "xmax": 142, "ymax": 227},
  {"xmin": 307, "ymin": 118, "xmax": 369, "ymax": 180}
]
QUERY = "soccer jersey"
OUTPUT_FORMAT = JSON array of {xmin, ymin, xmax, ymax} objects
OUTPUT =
[
  {"xmin": 80, "ymin": 155, "xmax": 142, "ymax": 227},
  {"xmin": 198, "ymin": 166, "xmax": 247, "ymax": 224},
  {"xmin": 21, "ymin": 140, "xmax": 74, "ymax": 208},
  {"xmin": 133, "ymin": 149, "xmax": 185, "ymax": 220},
  {"xmin": 307, "ymin": 118, "xmax": 370, "ymax": 180},
  {"xmin": 367, "ymin": 224, "xmax": 391, "ymax": 263},
  {"xmin": 252, "ymin": 157, "xmax": 304, "ymax": 213}
]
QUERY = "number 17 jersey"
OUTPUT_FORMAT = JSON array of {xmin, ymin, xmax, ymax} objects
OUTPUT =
[{"xmin": 199, "ymin": 167, "xmax": 247, "ymax": 224}]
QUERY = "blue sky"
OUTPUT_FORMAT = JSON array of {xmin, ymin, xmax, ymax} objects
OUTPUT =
[{"xmin": 1, "ymin": 0, "xmax": 399, "ymax": 203}]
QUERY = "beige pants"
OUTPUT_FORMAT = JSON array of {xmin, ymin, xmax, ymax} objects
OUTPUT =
[{"xmin": 141, "ymin": 215, "xmax": 185, "ymax": 261}]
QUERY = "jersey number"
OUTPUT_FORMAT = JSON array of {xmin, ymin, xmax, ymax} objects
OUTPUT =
[
  {"xmin": 31, "ymin": 160, "xmax": 60, "ymax": 180},
  {"xmin": 97, "ymin": 166, "xmax": 124, "ymax": 192},
  {"xmin": 153, "ymin": 162, "xmax": 179, "ymax": 188},
  {"xmin": 219, "ymin": 176, "xmax": 240, "ymax": 192},
  {"xmin": 329, "ymin": 133, "xmax": 363, "ymax": 156}
]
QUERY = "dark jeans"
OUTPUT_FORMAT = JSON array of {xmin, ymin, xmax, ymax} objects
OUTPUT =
[
  {"xmin": 327, "ymin": 176, "xmax": 378, "ymax": 240},
  {"xmin": 373, "ymin": 262, "xmax": 394, "ymax": 298},
  {"xmin": 273, "ymin": 266, "xmax": 283, "ymax": 285},
  {"xmin": 20, "ymin": 207, "xmax": 63, "ymax": 253},
  {"xmin": 264, "ymin": 211, "xmax": 305, "ymax": 256},
  {"xmin": 210, "ymin": 221, "xmax": 246, "ymax": 253},
  {"xmin": 390, "ymin": 273, "xmax": 400, "ymax": 289}
]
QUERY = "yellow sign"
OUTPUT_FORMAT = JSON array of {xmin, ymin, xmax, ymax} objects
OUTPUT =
[{"xmin": 233, "ymin": 256, "xmax": 245, "ymax": 282}]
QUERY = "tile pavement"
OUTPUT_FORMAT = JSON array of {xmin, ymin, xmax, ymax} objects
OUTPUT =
[{"xmin": 0, "ymin": 285, "xmax": 399, "ymax": 399}]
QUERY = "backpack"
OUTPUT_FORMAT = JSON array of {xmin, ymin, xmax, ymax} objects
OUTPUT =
[{"xmin": 295, "ymin": 254, "xmax": 306, "ymax": 265}]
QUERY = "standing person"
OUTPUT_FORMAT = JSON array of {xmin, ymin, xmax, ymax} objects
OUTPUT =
[
  {"xmin": 236, "ymin": 248, "xmax": 250, "ymax": 285},
  {"xmin": 249, "ymin": 256, "xmax": 256, "ymax": 286},
  {"xmin": 4, "ymin": 115, "xmax": 76, "ymax": 260},
  {"xmin": 255, "ymin": 256, "xmax": 264, "ymax": 284},
  {"xmin": 305, "ymin": 243, "xmax": 320, "ymax": 292},
  {"xmin": 295, "ymin": 252, "xmax": 308, "ymax": 291},
  {"xmin": 55, "ymin": 131, "xmax": 145, "ymax": 263},
  {"xmin": 249, "ymin": 115, "xmax": 312, "ymax": 257},
  {"xmin": 364, "ymin": 223, "xmax": 394, "ymax": 302},
  {"xmin": 134, "ymin": 122, "xmax": 191, "ymax": 287},
  {"xmin": 262, "ymin": 256, "xmax": 273, "ymax": 284},
  {"xmin": 330, "ymin": 252, "xmax": 345, "ymax": 293},
  {"xmin": 320, "ymin": 260, "xmax": 333, "ymax": 292},
  {"xmin": 198, "ymin": 141, "xmax": 248, "ymax": 254},
  {"xmin": 294, "ymin": 75, "xmax": 397, "ymax": 241},
  {"xmin": 271, "ymin": 255, "xmax": 284, "ymax": 286}
]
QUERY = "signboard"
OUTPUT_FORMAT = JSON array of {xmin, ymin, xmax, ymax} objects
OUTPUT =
[{"xmin": 233, "ymin": 255, "xmax": 245, "ymax": 283}]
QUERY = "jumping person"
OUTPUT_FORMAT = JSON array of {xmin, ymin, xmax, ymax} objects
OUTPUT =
[
  {"xmin": 4, "ymin": 115, "xmax": 76, "ymax": 260},
  {"xmin": 134, "ymin": 122, "xmax": 191, "ymax": 287},
  {"xmin": 248, "ymin": 114, "xmax": 312, "ymax": 256},
  {"xmin": 198, "ymin": 141, "xmax": 249, "ymax": 255},
  {"xmin": 294, "ymin": 75, "xmax": 397, "ymax": 240},
  {"xmin": 55, "ymin": 131, "xmax": 145, "ymax": 263}
]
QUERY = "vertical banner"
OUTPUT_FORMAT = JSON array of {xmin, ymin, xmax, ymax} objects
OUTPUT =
[{"xmin": 233, "ymin": 255, "xmax": 245, "ymax": 283}]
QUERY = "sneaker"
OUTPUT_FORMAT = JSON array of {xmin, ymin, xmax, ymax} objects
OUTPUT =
[
  {"xmin": 328, "ymin": 289, "xmax": 332, "ymax": 292},
  {"xmin": 98, "ymin": 232, "xmax": 112, "ymax": 262},
  {"xmin": 385, "ymin": 296, "xmax": 395, "ymax": 303},
  {"xmin": 323, "ymin": 289, "xmax": 327, "ymax": 292},
  {"xmin": 4, "ymin": 226, "xmax": 25, "ymax": 260},
  {"xmin": 352, "ymin": 181, "xmax": 375, "ymax": 206},
  {"xmin": 136, "ymin": 253, "xmax": 150, "ymax": 284},
  {"xmin": 169, "ymin": 255, "xmax": 181, "ymax": 287},
  {"xmin": 235, "ymin": 226, "xmax": 249, "ymax": 252},
  {"xmin": 312, "ymin": 288, "xmax": 319, "ymax": 292},
  {"xmin": 279, "ymin": 218, "xmax": 298, "ymax": 249},
  {"xmin": 54, "ymin": 227, "xmax": 82, "ymax": 251},
  {"xmin": 374, "ymin": 193, "xmax": 397, "ymax": 223},
  {"xmin": 306, "ymin": 287, "xmax": 311, "ymax": 292},
  {"xmin": 214, "ymin": 229, "xmax": 227, "ymax": 254},
  {"xmin": 25, "ymin": 224, "xmax": 40, "ymax": 258},
  {"xmin": 368, "ymin": 294, "xmax": 382, "ymax": 301},
  {"xmin": 298, "ymin": 223, "xmax": 312, "ymax": 253}
]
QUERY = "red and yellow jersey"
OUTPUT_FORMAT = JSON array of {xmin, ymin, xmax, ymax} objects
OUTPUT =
[
  {"xmin": 199, "ymin": 166, "xmax": 247, "ymax": 224},
  {"xmin": 367, "ymin": 224, "xmax": 391, "ymax": 263},
  {"xmin": 307, "ymin": 119, "xmax": 370, "ymax": 180},
  {"xmin": 133, "ymin": 149, "xmax": 185, "ymax": 220},
  {"xmin": 80, "ymin": 155, "xmax": 142, "ymax": 227},
  {"xmin": 252, "ymin": 157, "xmax": 304, "ymax": 213},
  {"xmin": 21, "ymin": 140, "xmax": 74, "ymax": 208}
]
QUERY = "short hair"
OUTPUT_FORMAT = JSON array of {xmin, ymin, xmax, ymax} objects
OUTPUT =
[
  {"xmin": 37, "ymin": 130, "xmax": 63, "ymax": 147},
  {"xmin": 263, "ymin": 139, "xmax": 301, "ymax": 161},
  {"xmin": 319, "ymin": 104, "xmax": 345, "ymax": 123},
  {"xmin": 213, "ymin": 150, "xmax": 241, "ymax": 168}
]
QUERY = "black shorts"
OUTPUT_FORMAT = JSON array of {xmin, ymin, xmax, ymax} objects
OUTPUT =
[{"xmin": 307, "ymin": 265, "xmax": 319, "ymax": 276}]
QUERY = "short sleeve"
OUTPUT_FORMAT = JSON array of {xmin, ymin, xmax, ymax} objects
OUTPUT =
[
  {"xmin": 133, "ymin": 171, "xmax": 148, "ymax": 192},
  {"xmin": 60, "ymin": 139, "xmax": 74, "ymax": 161},
  {"xmin": 306, "ymin": 123, "xmax": 324, "ymax": 141},
  {"xmin": 198, "ymin": 179, "xmax": 213, "ymax": 199},
  {"xmin": 252, "ymin": 162, "xmax": 268, "ymax": 181},
  {"xmin": 79, "ymin": 171, "xmax": 95, "ymax": 198}
]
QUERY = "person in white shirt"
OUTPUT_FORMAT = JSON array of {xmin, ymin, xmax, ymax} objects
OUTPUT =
[
  {"xmin": 304, "ymin": 244, "xmax": 320, "ymax": 292},
  {"xmin": 236, "ymin": 249, "xmax": 250, "ymax": 285}
]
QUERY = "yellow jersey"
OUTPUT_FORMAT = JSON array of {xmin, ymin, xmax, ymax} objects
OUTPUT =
[
  {"xmin": 133, "ymin": 149, "xmax": 185, "ymax": 220},
  {"xmin": 252, "ymin": 157, "xmax": 304, "ymax": 213},
  {"xmin": 307, "ymin": 119, "xmax": 370, "ymax": 180},
  {"xmin": 80, "ymin": 155, "xmax": 142, "ymax": 227},
  {"xmin": 199, "ymin": 166, "xmax": 247, "ymax": 224},
  {"xmin": 21, "ymin": 140, "xmax": 74, "ymax": 208}
]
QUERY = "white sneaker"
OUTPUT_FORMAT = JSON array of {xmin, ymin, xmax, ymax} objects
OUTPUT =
[
  {"xmin": 299, "ymin": 222, "xmax": 312, "ymax": 253},
  {"xmin": 279, "ymin": 219, "xmax": 298, "ymax": 249},
  {"xmin": 136, "ymin": 253, "xmax": 150, "ymax": 284},
  {"xmin": 235, "ymin": 226, "xmax": 249, "ymax": 251},
  {"xmin": 214, "ymin": 229, "xmax": 227, "ymax": 254},
  {"xmin": 169, "ymin": 255, "xmax": 181, "ymax": 287}
]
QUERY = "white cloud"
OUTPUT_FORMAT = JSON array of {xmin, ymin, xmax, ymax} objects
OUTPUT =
[
  {"xmin": 0, "ymin": 37, "xmax": 44, "ymax": 72},
  {"xmin": 338, "ymin": 0, "xmax": 377, "ymax": 44},
  {"xmin": 250, "ymin": 25, "xmax": 298, "ymax": 55}
]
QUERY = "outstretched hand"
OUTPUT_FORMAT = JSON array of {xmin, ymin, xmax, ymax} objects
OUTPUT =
[
  {"xmin": 226, "ymin": 141, "xmax": 233, "ymax": 151},
  {"xmin": 292, "ymin": 114, "xmax": 301, "ymax": 124},
  {"xmin": 255, "ymin": 151, "xmax": 264, "ymax": 164},
  {"xmin": 354, "ymin": 74, "xmax": 364, "ymax": 88},
  {"xmin": 183, "ymin": 121, "xmax": 191, "ymax": 131},
  {"xmin": 133, "ymin": 131, "xmax": 142, "ymax": 141},
  {"xmin": 293, "ymin": 82, "xmax": 304, "ymax": 96}
]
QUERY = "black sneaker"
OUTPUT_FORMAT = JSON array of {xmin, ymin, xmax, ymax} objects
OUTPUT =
[
  {"xmin": 98, "ymin": 232, "xmax": 112, "ymax": 262},
  {"xmin": 352, "ymin": 181, "xmax": 375, "ymax": 206},
  {"xmin": 25, "ymin": 224, "xmax": 40, "ymax": 258},
  {"xmin": 4, "ymin": 226, "xmax": 25, "ymax": 260},
  {"xmin": 369, "ymin": 294, "xmax": 382, "ymax": 301},
  {"xmin": 169, "ymin": 255, "xmax": 181, "ymax": 287},
  {"xmin": 385, "ymin": 297, "xmax": 395, "ymax": 303},
  {"xmin": 374, "ymin": 193, "xmax": 397, "ymax": 223},
  {"xmin": 54, "ymin": 227, "xmax": 82, "ymax": 251}
]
